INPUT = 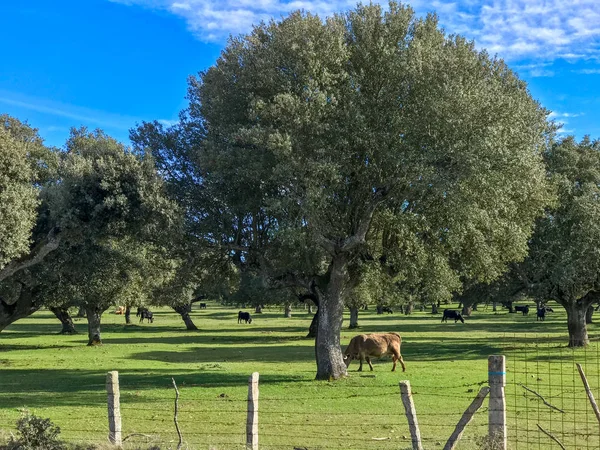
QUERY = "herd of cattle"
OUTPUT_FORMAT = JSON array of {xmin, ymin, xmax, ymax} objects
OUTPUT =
[{"xmin": 108, "ymin": 302, "xmax": 558, "ymax": 373}]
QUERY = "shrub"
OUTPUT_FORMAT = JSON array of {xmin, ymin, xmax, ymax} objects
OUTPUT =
[{"xmin": 7, "ymin": 413, "xmax": 65, "ymax": 450}]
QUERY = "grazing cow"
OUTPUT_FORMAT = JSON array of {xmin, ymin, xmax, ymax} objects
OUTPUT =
[
  {"xmin": 139, "ymin": 309, "xmax": 154, "ymax": 323},
  {"xmin": 238, "ymin": 311, "xmax": 252, "ymax": 324},
  {"xmin": 514, "ymin": 305, "xmax": 529, "ymax": 315},
  {"xmin": 199, "ymin": 303, "xmax": 207, "ymax": 309},
  {"xmin": 114, "ymin": 306, "xmax": 125, "ymax": 315},
  {"xmin": 442, "ymin": 309, "xmax": 465, "ymax": 323},
  {"xmin": 545, "ymin": 306, "xmax": 554, "ymax": 313},
  {"xmin": 537, "ymin": 307, "xmax": 546, "ymax": 321},
  {"xmin": 381, "ymin": 306, "xmax": 393, "ymax": 314},
  {"xmin": 343, "ymin": 333, "xmax": 406, "ymax": 372}
]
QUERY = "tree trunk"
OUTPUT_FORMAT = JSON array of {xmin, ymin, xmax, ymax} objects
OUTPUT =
[
  {"xmin": 315, "ymin": 256, "xmax": 348, "ymax": 380},
  {"xmin": 50, "ymin": 307, "xmax": 77, "ymax": 334},
  {"xmin": 307, "ymin": 310, "xmax": 318, "ymax": 338},
  {"xmin": 493, "ymin": 301, "xmax": 497, "ymax": 312},
  {"xmin": 404, "ymin": 302, "xmax": 414, "ymax": 315},
  {"xmin": 125, "ymin": 306, "xmax": 131, "ymax": 324},
  {"xmin": 85, "ymin": 306, "xmax": 103, "ymax": 346},
  {"xmin": 462, "ymin": 305, "xmax": 473, "ymax": 317},
  {"xmin": 431, "ymin": 303, "xmax": 438, "ymax": 314},
  {"xmin": 284, "ymin": 303, "xmax": 292, "ymax": 318},
  {"xmin": 77, "ymin": 306, "xmax": 86, "ymax": 317},
  {"xmin": 255, "ymin": 305, "xmax": 263, "ymax": 314},
  {"xmin": 565, "ymin": 301, "xmax": 589, "ymax": 347},
  {"xmin": 308, "ymin": 304, "xmax": 314, "ymax": 314},
  {"xmin": 376, "ymin": 304, "xmax": 383, "ymax": 315},
  {"xmin": 349, "ymin": 307, "xmax": 359, "ymax": 329},
  {"xmin": 472, "ymin": 303, "xmax": 478, "ymax": 311},
  {"xmin": 0, "ymin": 285, "xmax": 41, "ymax": 332},
  {"xmin": 173, "ymin": 304, "xmax": 198, "ymax": 330},
  {"xmin": 586, "ymin": 305, "xmax": 594, "ymax": 324}
]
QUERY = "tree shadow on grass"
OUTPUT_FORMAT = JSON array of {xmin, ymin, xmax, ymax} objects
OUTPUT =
[{"xmin": 0, "ymin": 368, "xmax": 308, "ymax": 409}]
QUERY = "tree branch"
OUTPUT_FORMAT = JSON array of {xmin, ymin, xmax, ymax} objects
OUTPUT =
[
  {"xmin": 519, "ymin": 384, "xmax": 565, "ymax": 413},
  {"xmin": 340, "ymin": 189, "xmax": 387, "ymax": 253},
  {"xmin": 0, "ymin": 227, "xmax": 61, "ymax": 283}
]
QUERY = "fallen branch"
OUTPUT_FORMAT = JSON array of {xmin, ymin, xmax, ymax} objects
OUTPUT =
[
  {"xmin": 576, "ymin": 363, "xmax": 600, "ymax": 425},
  {"xmin": 519, "ymin": 384, "xmax": 565, "ymax": 413},
  {"xmin": 172, "ymin": 378, "xmax": 183, "ymax": 450},
  {"xmin": 537, "ymin": 424, "xmax": 566, "ymax": 450},
  {"xmin": 122, "ymin": 433, "xmax": 153, "ymax": 442}
]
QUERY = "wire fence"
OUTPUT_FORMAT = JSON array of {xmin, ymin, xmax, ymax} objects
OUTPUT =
[{"xmin": 1, "ymin": 335, "xmax": 600, "ymax": 449}]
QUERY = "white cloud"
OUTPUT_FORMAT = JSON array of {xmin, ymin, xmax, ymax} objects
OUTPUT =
[
  {"xmin": 108, "ymin": 0, "xmax": 600, "ymax": 63},
  {"xmin": 575, "ymin": 69, "xmax": 600, "ymax": 74}
]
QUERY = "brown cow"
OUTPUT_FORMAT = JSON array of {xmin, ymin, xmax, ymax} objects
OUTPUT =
[
  {"xmin": 114, "ymin": 306, "xmax": 125, "ymax": 315},
  {"xmin": 343, "ymin": 332, "xmax": 406, "ymax": 372}
]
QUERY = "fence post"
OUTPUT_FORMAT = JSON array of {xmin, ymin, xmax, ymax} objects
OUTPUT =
[
  {"xmin": 246, "ymin": 372, "xmax": 259, "ymax": 450},
  {"xmin": 106, "ymin": 371, "xmax": 122, "ymax": 446},
  {"xmin": 488, "ymin": 355, "xmax": 507, "ymax": 450},
  {"xmin": 400, "ymin": 380, "xmax": 424, "ymax": 450}
]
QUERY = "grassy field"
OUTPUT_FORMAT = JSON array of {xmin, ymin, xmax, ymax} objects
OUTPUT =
[{"xmin": 0, "ymin": 303, "xmax": 599, "ymax": 449}]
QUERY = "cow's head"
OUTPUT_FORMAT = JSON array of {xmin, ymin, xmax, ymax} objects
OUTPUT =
[
  {"xmin": 343, "ymin": 354, "xmax": 354, "ymax": 367},
  {"xmin": 248, "ymin": 317, "xmax": 253, "ymax": 324}
]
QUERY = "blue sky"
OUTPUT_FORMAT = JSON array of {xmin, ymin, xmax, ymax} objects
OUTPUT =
[{"xmin": 1, "ymin": 0, "xmax": 599, "ymax": 147}]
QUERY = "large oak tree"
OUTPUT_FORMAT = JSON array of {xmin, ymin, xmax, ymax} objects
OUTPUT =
[{"xmin": 137, "ymin": 3, "xmax": 551, "ymax": 379}]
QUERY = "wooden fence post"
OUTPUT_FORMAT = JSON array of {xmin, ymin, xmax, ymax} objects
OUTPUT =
[
  {"xmin": 443, "ymin": 386, "xmax": 490, "ymax": 450},
  {"xmin": 488, "ymin": 355, "xmax": 507, "ymax": 450},
  {"xmin": 400, "ymin": 380, "xmax": 424, "ymax": 450},
  {"xmin": 246, "ymin": 372, "xmax": 259, "ymax": 450},
  {"xmin": 106, "ymin": 371, "xmax": 122, "ymax": 446}
]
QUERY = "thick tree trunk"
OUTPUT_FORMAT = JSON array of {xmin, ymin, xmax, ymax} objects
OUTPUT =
[
  {"xmin": 307, "ymin": 311, "xmax": 318, "ymax": 338},
  {"xmin": 462, "ymin": 305, "xmax": 473, "ymax": 317},
  {"xmin": 431, "ymin": 303, "xmax": 438, "ymax": 314},
  {"xmin": 493, "ymin": 301, "xmax": 497, "ymax": 312},
  {"xmin": 349, "ymin": 307, "xmax": 359, "ymax": 329},
  {"xmin": 284, "ymin": 303, "xmax": 292, "ymax": 318},
  {"xmin": 404, "ymin": 303, "xmax": 414, "ymax": 315},
  {"xmin": 86, "ymin": 306, "xmax": 103, "ymax": 346},
  {"xmin": 472, "ymin": 303, "xmax": 478, "ymax": 311},
  {"xmin": 0, "ymin": 285, "xmax": 41, "ymax": 332},
  {"xmin": 255, "ymin": 305, "xmax": 263, "ymax": 314},
  {"xmin": 50, "ymin": 307, "xmax": 77, "ymax": 334},
  {"xmin": 77, "ymin": 306, "xmax": 86, "ymax": 317},
  {"xmin": 315, "ymin": 256, "xmax": 348, "ymax": 380},
  {"xmin": 586, "ymin": 305, "xmax": 594, "ymax": 324},
  {"xmin": 565, "ymin": 301, "xmax": 589, "ymax": 347},
  {"xmin": 125, "ymin": 306, "xmax": 132, "ymax": 324},
  {"xmin": 376, "ymin": 305, "xmax": 383, "ymax": 315},
  {"xmin": 173, "ymin": 304, "xmax": 198, "ymax": 330}
]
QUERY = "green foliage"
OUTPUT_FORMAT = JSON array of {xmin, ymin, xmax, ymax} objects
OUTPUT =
[
  {"xmin": 0, "ymin": 126, "xmax": 40, "ymax": 269},
  {"xmin": 8, "ymin": 413, "xmax": 65, "ymax": 450},
  {"xmin": 186, "ymin": 1, "xmax": 551, "ymax": 301}
]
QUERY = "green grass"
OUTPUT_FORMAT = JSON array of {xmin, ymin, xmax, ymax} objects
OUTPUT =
[{"xmin": 1, "ymin": 304, "xmax": 599, "ymax": 449}]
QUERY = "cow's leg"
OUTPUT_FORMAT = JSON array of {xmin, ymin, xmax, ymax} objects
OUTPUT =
[
  {"xmin": 398, "ymin": 354, "xmax": 406, "ymax": 372},
  {"xmin": 358, "ymin": 358, "xmax": 363, "ymax": 371},
  {"xmin": 366, "ymin": 357, "xmax": 374, "ymax": 371}
]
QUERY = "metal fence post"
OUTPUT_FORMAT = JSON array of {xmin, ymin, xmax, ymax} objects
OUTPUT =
[
  {"xmin": 246, "ymin": 372, "xmax": 259, "ymax": 450},
  {"xmin": 106, "ymin": 371, "xmax": 122, "ymax": 446},
  {"xmin": 488, "ymin": 355, "xmax": 507, "ymax": 449}
]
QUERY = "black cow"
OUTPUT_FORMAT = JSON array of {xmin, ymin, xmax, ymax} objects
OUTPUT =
[
  {"xmin": 238, "ymin": 311, "xmax": 252, "ymax": 324},
  {"xmin": 545, "ymin": 306, "xmax": 554, "ymax": 313},
  {"xmin": 537, "ymin": 307, "xmax": 546, "ymax": 321},
  {"xmin": 381, "ymin": 306, "xmax": 393, "ymax": 314},
  {"xmin": 199, "ymin": 303, "xmax": 207, "ymax": 309},
  {"xmin": 136, "ymin": 306, "xmax": 147, "ymax": 317},
  {"xmin": 442, "ymin": 309, "xmax": 465, "ymax": 323},
  {"xmin": 514, "ymin": 305, "xmax": 529, "ymax": 315},
  {"xmin": 139, "ymin": 309, "xmax": 154, "ymax": 323}
]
